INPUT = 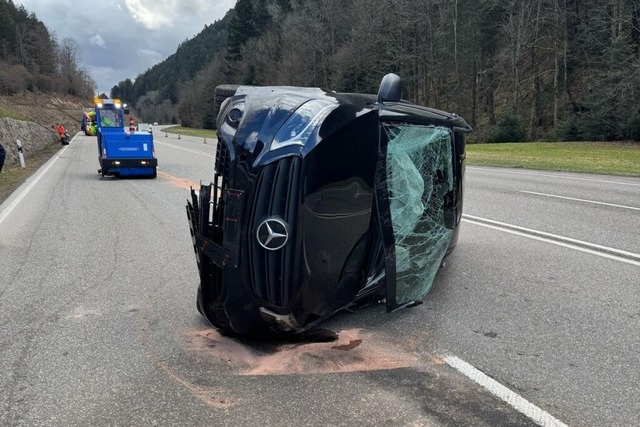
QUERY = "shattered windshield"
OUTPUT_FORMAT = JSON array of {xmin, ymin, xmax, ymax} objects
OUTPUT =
[{"xmin": 383, "ymin": 123, "xmax": 454, "ymax": 306}]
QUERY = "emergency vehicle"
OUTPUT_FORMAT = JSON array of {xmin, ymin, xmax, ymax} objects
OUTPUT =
[{"xmin": 93, "ymin": 97, "xmax": 157, "ymax": 178}]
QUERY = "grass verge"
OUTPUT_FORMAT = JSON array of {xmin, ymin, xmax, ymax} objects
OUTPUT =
[
  {"xmin": 0, "ymin": 105, "xmax": 31, "ymax": 121},
  {"xmin": 466, "ymin": 141, "xmax": 640, "ymax": 177},
  {"xmin": 0, "ymin": 144, "xmax": 61, "ymax": 205}
]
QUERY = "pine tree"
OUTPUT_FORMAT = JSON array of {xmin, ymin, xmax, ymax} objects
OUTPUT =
[
  {"xmin": 254, "ymin": 0, "xmax": 273, "ymax": 34},
  {"xmin": 225, "ymin": 0, "xmax": 256, "ymax": 62}
]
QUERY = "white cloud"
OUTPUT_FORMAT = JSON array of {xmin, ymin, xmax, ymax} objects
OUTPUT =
[
  {"xmin": 123, "ymin": 0, "xmax": 172, "ymax": 30},
  {"xmin": 89, "ymin": 34, "xmax": 106, "ymax": 49},
  {"xmin": 123, "ymin": 0, "xmax": 234, "ymax": 30},
  {"xmin": 15, "ymin": 0, "xmax": 237, "ymax": 94},
  {"xmin": 137, "ymin": 48, "xmax": 163, "ymax": 63}
]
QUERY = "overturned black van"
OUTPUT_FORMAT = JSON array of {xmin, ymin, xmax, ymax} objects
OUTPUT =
[{"xmin": 186, "ymin": 74, "xmax": 471, "ymax": 335}]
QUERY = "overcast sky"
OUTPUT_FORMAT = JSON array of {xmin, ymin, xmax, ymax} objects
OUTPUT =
[{"xmin": 16, "ymin": 0, "xmax": 236, "ymax": 95}]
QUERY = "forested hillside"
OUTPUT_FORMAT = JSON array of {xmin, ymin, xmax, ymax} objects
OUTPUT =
[
  {"xmin": 115, "ymin": 0, "xmax": 640, "ymax": 142},
  {"xmin": 0, "ymin": 0, "xmax": 95, "ymax": 99}
]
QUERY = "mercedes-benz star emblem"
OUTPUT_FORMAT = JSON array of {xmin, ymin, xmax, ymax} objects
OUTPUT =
[{"xmin": 256, "ymin": 218, "xmax": 289, "ymax": 251}]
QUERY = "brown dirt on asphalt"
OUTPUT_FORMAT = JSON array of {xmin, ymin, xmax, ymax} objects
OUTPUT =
[
  {"xmin": 157, "ymin": 171, "xmax": 199, "ymax": 190},
  {"xmin": 184, "ymin": 328, "xmax": 418, "ymax": 376},
  {"xmin": 154, "ymin": 357, "xmax": 240, "ymax": 409}
]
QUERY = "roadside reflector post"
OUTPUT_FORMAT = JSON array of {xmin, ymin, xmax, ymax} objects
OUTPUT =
[
  {"xmin": 165, "ymin": 132, "xmax": 168, "ymax": 137},
  {"xmin": 178, "ymin": 134, "xmax": 181, "ymax": 140},
  {"xmin": 16, "ymin": 139, "xmax": 26, "ymax": 168},
  {"xmin": 204, "ymin": 137, "xmax": 207, "ymax": 144}
]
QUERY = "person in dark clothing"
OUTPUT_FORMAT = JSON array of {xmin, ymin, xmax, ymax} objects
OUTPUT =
[{"xmin": 0, "ymin": 142, "xmax": 6, "ymax": 173}]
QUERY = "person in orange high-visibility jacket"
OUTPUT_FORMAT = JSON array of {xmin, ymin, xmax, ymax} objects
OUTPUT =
[
  {"xmin": 55, "ymin": 123, "xmax": 66, "ymax": 138},
  {"xmin": 55, "ymin": 123, "xmax": 69, "ymax": 145}
]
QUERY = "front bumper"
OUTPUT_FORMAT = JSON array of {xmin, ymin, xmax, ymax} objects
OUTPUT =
[{"xmin": 100, "ymin": 158, "xmax": 157, "ymax": 168}]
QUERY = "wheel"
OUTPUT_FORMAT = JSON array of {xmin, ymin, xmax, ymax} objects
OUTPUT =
[
  {"xmin": 150, "ymin": 167, "xmax": 157, "ymax": 179},
  {"xmin": 213, "ymin": 84, "xmax": 239, "ymax": 108},
  {"xmin": 213, "ymin": 84, "xmax": 240, "ymax": 127}
]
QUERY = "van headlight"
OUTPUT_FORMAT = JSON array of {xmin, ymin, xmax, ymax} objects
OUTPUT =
[
  {"xmin": 224, "ymin": 101, "xmax": 244, "ymax": 129},
  {"xmin": 271, "ymin": 99, "xmax": 337, "ymax": 151}
]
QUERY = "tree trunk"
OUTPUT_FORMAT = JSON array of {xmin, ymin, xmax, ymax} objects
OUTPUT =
[
  {"xmin": 529, "ymin": 0, "xmax": 542, "ymax": 139},
  {"xmin": 15, "ymin": 22, "xmax": 27, "ymax": 67},
  {"xmin": 453, "ymin": 0, "xmax": 462, "ymax": 111}
]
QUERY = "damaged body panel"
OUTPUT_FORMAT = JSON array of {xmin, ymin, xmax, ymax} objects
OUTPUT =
[{"xmin": 186, "ymin": 74, "xmax": 470, "ymax": 334}]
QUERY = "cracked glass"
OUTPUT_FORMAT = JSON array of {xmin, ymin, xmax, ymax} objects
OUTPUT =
[{"xmin": 383, "ymin": 124, "xmax": 454, "ymax": 306}]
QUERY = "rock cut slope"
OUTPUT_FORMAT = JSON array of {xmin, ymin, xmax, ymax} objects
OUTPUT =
[{"xmin": 0, "ymin": 92, "xmax": 87, "ymax": 165}]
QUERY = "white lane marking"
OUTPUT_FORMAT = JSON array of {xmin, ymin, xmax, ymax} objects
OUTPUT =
[
  {"xmin": 467, "ymin": 166, "xmax": 640, "ymax": 187},
  {"xmin": 155, "ymin": 140, "xmax": 215, "ymax": 158},
  {"xmin": 0, "ymin": 144, "xmax": 70, "ymax": 225},
  {"xmin": 462, "ymin": 214, "xmax": 640, "ymax": 267},
  {"xmin": 521, "ymin": 190, "xmax": 640, "ymax": 212},
  {"xmin": 444, "ymin": 356, "xmax": 568, "ymax": 427}
]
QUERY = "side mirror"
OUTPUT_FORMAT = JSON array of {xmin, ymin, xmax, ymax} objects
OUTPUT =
[{"xmin": 376, "ymin": 73, "xmax": 402, "ymax": 104}]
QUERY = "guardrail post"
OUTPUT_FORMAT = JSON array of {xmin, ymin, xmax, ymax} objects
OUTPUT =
[{"xmin": 16, "ymin": 139, "xmax": 26, "ymax": 168}]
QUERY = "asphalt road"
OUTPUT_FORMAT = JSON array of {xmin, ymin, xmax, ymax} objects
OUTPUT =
[{"xmin": 0, "ymin": 134, "xmax": 638, "ymax": 426}]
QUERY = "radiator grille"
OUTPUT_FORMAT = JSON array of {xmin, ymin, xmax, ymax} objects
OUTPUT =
[{"xmin": 248, "ymin": 157, "xmax": 301, "ymax": 307}]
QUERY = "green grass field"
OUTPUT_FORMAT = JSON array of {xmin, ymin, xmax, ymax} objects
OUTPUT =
[{"xmin": 466, "ymin": 141, "xmax": 640, "ymax": 177}]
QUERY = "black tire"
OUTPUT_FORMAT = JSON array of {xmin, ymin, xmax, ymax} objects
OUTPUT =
[
  {"xmin": 213, "ymin": 84, "xmax": 239, "ymax": 109},
  {"xmin": 212, "ymin": 84, "xmax": 239, "ymax": 128},
  {"xmin": 150, "ymin": 167, "xmax": 157, "ymax": 179}
]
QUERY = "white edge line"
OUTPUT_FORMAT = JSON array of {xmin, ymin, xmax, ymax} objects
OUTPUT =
[
  {"xmin": 466, "ymin": 166, "xmax": 640, "ymax": 187},
  {"xmin": 463, "ymin": 219, "xmax": 640, "ymax": 267},
  {"xmin": 521, "ymin": 190, "xmax": 640, "ymax": 212},
  {"xmin": 443, "ymin": 356, "xmax": 568, "ymax": 427},
  {"xmin": 463, "ymin": 214, "xmax": 640, "ymax": 263},
  {"xmin": 0, "ymin": 144, "xmax": 70, "ymax": 226}
]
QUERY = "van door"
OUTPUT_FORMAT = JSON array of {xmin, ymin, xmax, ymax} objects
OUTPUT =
[{"xmin": 374, "ymin": 122, "xmax": 456, "ymax": 311}]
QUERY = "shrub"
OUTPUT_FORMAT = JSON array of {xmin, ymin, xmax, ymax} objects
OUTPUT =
[
  {"xmin": 557, "ymin": 116, "xmax": 582, "ymax": 141},
  {"xmin": 623, "ymin": 115, "xmax": 640, "ymax": 141},
  {"xmin": 0, "ymin": 63, "xmax": 30, "ymax": 94},
  {"xmin": 35, "ymin": 74, "xmax": 54, "ymax": 92},
  {"xmin": 579, "ymin": 113, "xmax": 622, "ymax": 141},
  {"xmin": 485, "ymin": 115, "xmax": 526, "ymax": 143}
]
